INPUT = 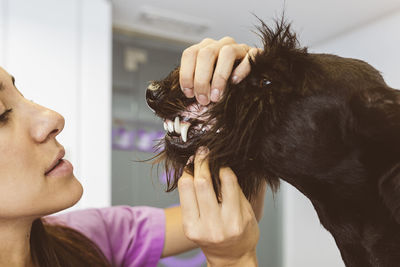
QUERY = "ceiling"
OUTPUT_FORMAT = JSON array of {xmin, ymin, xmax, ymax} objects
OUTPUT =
[{"xmin": 112, "ymin": 0, "xmax": 400, "ymax": 48}]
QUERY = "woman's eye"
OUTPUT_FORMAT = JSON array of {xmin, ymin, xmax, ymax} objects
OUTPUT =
[{"xmin": 0, "ymin": 108, "xmax": 12, "ymax": 123}]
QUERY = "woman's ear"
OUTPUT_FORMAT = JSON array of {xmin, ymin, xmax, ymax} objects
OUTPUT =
[{"xmin": 379, "ymin": 162, "xmax": 400, "ymax": 224}]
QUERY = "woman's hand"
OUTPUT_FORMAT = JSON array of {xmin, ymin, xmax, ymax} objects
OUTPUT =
[
  {"xmin": 250, "ymin": 180, "xmax": 267, "ymax": 222},
  {"xmin": 178, "ymin": 148, "xmax": 259, "ymax": 266},
  {"xmin": 179, "ymin": 37, "xmax": 260, "ymax": 105}
]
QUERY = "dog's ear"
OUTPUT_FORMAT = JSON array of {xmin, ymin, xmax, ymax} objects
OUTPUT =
[
  {"xmin": 379, "ymin": 163, "xmax": 400, "ymax": 224},
  {"xmin": 354, "ymin": 86, "xmax": 400, "ymax": 143},
  {"xmin": 356, "ymin": 87, "xmax": 400, "ymax": 224},
  {"xmin": 361, "ymin": 86, "xmax": 400, "ymax": 107}
]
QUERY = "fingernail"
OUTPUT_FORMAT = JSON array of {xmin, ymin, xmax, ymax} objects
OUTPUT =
[
  {"xmin": 232, "ymin": 75, "xmax": 240, "ymax": 84},
  {"xmin": 210, "ymin": 88, "xmax": 220, "ymax": 102},
  {"xmin": 182, "ymin": 87, "xmax": 193, "ymax": 96},
  {"xmin": 186, "ymin": 155, "xmax": 194, "ymax": 165},
  {"xmin": 197, "ymin": 94, "xmax": 209, "ymax": 105}
]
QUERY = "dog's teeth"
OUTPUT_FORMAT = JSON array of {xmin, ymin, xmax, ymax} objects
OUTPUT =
[
  {"xmin": 216, "ymin": 129, "xmax": 221, "ymax": 133},
  {"xmin": 174, "ymin": 117, "xmax": 181, "ymax": 134},
  {"xmin": 163, "ymin": 121, "xmax": 168, "ymax": 131},
  {"xmin": 167, "ymin": 120, "xmax": 174, "ymax": 132},
  {"xmin": 181, "ymin": 122, "xmax": 190, "ymax": 142}
]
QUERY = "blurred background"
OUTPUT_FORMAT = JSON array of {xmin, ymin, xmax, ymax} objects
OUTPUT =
[{"xmin": 1, "ymin": 0, "xmax": 399, "ymax": 266}]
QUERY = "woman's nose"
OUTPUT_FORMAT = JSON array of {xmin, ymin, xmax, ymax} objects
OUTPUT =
[{"xmin": 30, "ymin": 104, "xmax": 65, "ymax": 143}]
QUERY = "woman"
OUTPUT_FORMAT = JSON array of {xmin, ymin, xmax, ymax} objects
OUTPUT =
[{"xmin": 0, "ymin": 38, "xmax": 263, "ymax": 267}]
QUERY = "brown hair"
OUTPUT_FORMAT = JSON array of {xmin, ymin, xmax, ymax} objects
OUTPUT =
[{"xmin": 30, "ymin": 218, "xmax": 111, "ymax": 267}]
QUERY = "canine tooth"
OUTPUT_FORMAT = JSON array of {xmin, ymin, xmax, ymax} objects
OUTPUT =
[
  {"xmin": 167, "ymin": 120, "xmax": 174, "ymax": 132},
  {"xmin": 174, "ymin": 117, "xmax": 181, "ymax": 134},
  {"xmin": 163, "ymin": 121, "xmax": 168, "ymax": 131},
  {"xmin": 181, "ymin": 122, "xmax": 190, "ymax": 142},
  {"xmin": 216, "ymin": 129, "xmax": 221, "ymax": 133}
]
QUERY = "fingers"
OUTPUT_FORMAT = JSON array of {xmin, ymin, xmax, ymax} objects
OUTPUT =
[
  {"xmin": 179, "ymin": 38, "xmax": 217, "ymax": 99},
  {"xmin": 193, "ymin": 43, "xmax": 221, "ymax": 105},
  {"xmin": 219, "ymin": 167, "xmax": 243, "ymax": 219},
  {"xmin": 180, "ymin": 36, "xmax": 253, "ymax": 106},
  {"xmin": 178, "ymin": 171, "xmax": 199, "ymax": 225},
  {"xmin": 231, "ymin": 47, "xmax": 262, "ymax": 84},
  {"xmin": 192, "ymin": 37, "xmax": 237, "ymax": 105},
  {"xmin": 219, "ymin": 167, "xmax": 241, "ymax": 205},
  {"xmin": 179, "ymin": 149, "xmax": 260, "ymax": 259},
  {"xmin": 218, "ymin": 166, "xmax": 256, "ymax": 229},
  {"xmin": 193, "ymin": 147, "xmax": 220, "ymax": 219},
  {"xmin": 210, "ymin": 44, "xmax": 249, "ymax": 102},
  {"xmin": 250, "ymin": 180, "xmax": 267, "ymax": 222}
]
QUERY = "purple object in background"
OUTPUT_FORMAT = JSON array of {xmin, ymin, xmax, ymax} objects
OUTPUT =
[
  {"xmin": 136, "ymin": 129, "xmax": 165, "ymax": 152},
  {"xmin": 159, "ymin": 171, "xmax": 169, "ymax": 185},
  {"xmin": 112, "ymin": 126, "xmax": 164, "ymax": 153},
  {"xmin": 160, "ymin": 251, "xmax": 207, "ymax": 267},
  {"xmin": 112, "ymin": 127, "xmax": 136, "ymax": 150},
  {"xmin": 136, "ymin": 129, "xmax": 153, "ymax": 151}
]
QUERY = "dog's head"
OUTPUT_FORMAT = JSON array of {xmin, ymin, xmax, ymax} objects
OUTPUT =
[{"xmin": 146, "ymin": 18, "xmax": 400, "ymax": 208}]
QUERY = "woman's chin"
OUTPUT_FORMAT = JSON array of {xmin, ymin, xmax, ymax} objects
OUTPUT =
[
  {"xmin": 1, "ymin": 175, "xmax": 84, "ymax": 219},
  {"xmin": 60, "ymin": 176, "xmax": 84, "ymax": 209},
  {"xmin": 42, "ymin": 176, "xmax": 84, "ymax": 216}
]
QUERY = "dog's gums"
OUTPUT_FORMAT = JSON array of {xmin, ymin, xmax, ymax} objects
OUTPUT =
[
  {"xmin": 146, "ymin": 17, "xmax": 400, "ymax": 267},
  {"xmin": 162, "ymin": 103, "xmax": 213, "ymax": 143}
]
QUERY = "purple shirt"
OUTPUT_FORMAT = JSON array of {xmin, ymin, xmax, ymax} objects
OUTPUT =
[{"xmin": 45, "ymin": 206, "xmax": 166, "ymax": 267}]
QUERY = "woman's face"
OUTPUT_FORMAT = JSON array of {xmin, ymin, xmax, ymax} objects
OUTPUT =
[{"xmin": 0, "ymin": 67, "xmax": 83, "ymax": 219}]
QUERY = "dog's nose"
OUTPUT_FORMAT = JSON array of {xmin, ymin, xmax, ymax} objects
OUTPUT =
[
  {"xmin": 146, "ymin": 83, "xmax": 160, "ymax": 101},
  {"xmin": 146, "ymin": 82, "xmax": 161, "ymax": 112}
]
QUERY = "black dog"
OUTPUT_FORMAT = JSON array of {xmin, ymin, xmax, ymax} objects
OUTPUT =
[{"xmin": 146, "ymin": 19, "xmax": 400, "ymax": 267}]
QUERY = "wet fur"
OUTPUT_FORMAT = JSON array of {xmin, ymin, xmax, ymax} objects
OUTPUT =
[{"xmin": 146, "ymin": 18, "xmax": 400, "ymax": 266}]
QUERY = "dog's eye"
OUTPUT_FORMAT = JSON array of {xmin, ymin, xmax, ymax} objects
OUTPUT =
[{"xmin": 260, "ymin": 79, "xmax": 272, "ymax": 87}]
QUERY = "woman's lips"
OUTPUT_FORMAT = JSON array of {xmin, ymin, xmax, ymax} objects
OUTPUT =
[{"xmin": 45, "ymin": 159, "xmax": 73, "ymax": 177}]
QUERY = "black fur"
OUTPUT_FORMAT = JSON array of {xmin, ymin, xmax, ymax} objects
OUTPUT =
[{"xmin": 146, "ymin": 18, "xmax": 400, "ymax": 266}]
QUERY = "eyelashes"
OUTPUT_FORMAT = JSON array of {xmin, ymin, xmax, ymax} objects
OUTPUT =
[{"xmin": 0, "ymin": 108, "xmax": 12, "ymax": 123}]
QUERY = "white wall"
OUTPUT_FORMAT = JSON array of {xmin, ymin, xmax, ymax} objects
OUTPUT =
[
  {"xmin": 282, "ymin": 10, "xmax": 400, "ymax": 267},
  {"xmin": 79, "ymin": 0, "xmax": 112, "ymax": 208},
  {"xmin": 0, "ymin": 1, "xmax": 5, "ymax": 64},
  {"xmin": 0, "ymin": 0, "xmax": 112, "ymax": 209},
  {"xmin": 282, "ymin": 183, "xmax": 344, "ymax": 267},
  {"xmin": 313, "ymin": 12, "xmax": 400, "ymax": 89}
]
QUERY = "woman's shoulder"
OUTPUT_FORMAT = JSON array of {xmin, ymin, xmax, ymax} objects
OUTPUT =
[
  {"xmin": 45, "ymin": 205, "xmax": 166, "ymax": 245},
  {"xmin": 46, "ymin": 205, "xmax": 164, "ymax": 226},
  {"xmin": 45, "ymin": 206, "xmax": 166, "ymax": 267}
]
